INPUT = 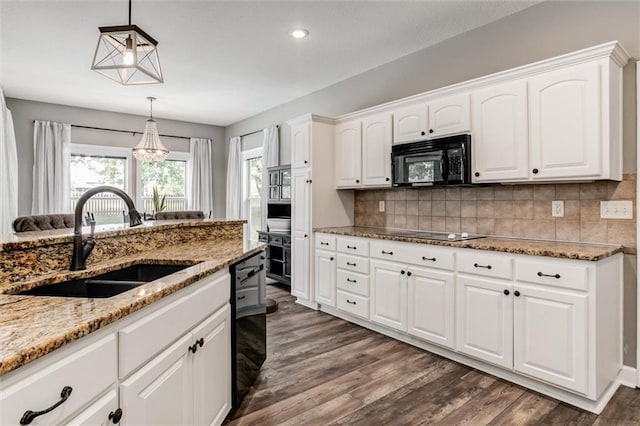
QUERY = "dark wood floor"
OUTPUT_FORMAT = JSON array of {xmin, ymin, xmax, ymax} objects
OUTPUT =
[{"xmin": 227, "ymin": 285, "xmax": 640, "ymax": 425}]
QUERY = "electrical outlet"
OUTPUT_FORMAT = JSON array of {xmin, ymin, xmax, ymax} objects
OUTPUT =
[
  {"xmin": 600, "ymin": 200, "xmax": 633, "ymax": 219},
  {"xmin": 379, "ymin": 201, "xmax": 385, "ymax": 212},
  {"xmin": 551, "ymin": 200, "xmax": 564, "ymax": 218}
]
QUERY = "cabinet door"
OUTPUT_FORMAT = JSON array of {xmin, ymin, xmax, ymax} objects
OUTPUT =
[
  {"xmin": 370, "ymin": 260, "xmax": 407, "ymax": 332},
  {"xmin": 529, "ymin": 62, "xmax": 601, "ymax": 179},
  {"xmin": 192, "ymin": 305, "xmax": 232, "ymax": 426},
  {"xmin": 362, "ymin": 113, "xmax": 392, "ymax": 187},
  {"xmin": 428, "ymin": 94, "xmax": 471, "ymax": 138},
  {"xmin": 66, "ymin": 390, "xmax": 118, "ymax": 426},
  {"xmin": 393, "ymin": 104, "xmax": 428, "ymax": 144},
  {"xmin": 315, "ymin": 249, "xmax": 336, "ymax": 307},
  {"xmin": 407, "ymin": 267, "xmax": 455, "ymax": 349},
  {"xmin": 335, "ymin": 120, "xmax": 362, "ymax": 188},
  {"xmin": 513, "ymin": 284, "xmax": 588, "ymax": 394},
  {"xmin": 457, "ymin": 275, "xmax": 513, "ymax": 369},
  {"xmin": 292, "ymin": 232, "xmax": 310, "ymax": 300},
  {"xmin": 120, "ymin": 334, "xmax": 193, "ymax": 426},
  {"xmin": 472, "ymin": 81, "xmax": 529, "ymax": 182},
  {"xmin": 291, "ymin": 168, "xmax": 310, "ymax": 234},
  {"xmin": 291, "ymin": 122, "xmax": 311, "ymax": 168}
]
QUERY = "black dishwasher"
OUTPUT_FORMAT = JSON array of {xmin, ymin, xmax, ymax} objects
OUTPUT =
[{"xmin": 229, "ymin": 251, "xmax": 267, "ymax": 410}]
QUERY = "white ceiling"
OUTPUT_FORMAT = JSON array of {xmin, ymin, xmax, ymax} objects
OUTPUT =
[{"xmin": 0, "ymin": 1, "xmax": 538, "ymax": 127}]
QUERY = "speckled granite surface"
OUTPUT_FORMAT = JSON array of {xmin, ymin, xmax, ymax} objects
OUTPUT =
[
  {"xmin": 0, "ymin": 238, "xmax": 263, "ymax": 376},
  {"xmin": 314, "ymin": 226, "xmax": 623, "ymax": 261}
]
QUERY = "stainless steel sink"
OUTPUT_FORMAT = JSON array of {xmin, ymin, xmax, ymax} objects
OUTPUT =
[{"xmin": 17, "ymin": 264, "xmax": 189, "ymax": 298}]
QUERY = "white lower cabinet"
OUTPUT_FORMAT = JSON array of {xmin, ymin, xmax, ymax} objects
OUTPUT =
[
  {"xmin": 513, "ymin": 284, "xmax": 588, "ymax": 394},
  {"xmin": 370, "ymin": 260, "xmax": 407, "ymax": 332},
  {"xmin": 456, "ymin": 275, "xmax": 514, "ymax": 369},
  {"xmin": 407, "ymin": 266, "xmax": 455, "ymax": 349},
  {"xmin": 292, "ymin": 232, "xmax": 310, "ymax": 300},
  {"xmin": 315, "ymin": 249, "xmax": 336, "ymax": 307}
]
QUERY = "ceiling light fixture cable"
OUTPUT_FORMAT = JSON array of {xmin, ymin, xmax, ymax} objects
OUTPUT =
[
  {"xmin": 91, "ymin": 0, "xmax": 163, "ymax": 85},
  {"xmin": 132, "ymin": 97, "xmax": 170, "ymax": 162}
]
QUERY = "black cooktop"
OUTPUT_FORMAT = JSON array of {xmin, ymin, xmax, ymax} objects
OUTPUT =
[{"xmin": 384, "ymin": 229, "xmax": 485, "ymax": 242}]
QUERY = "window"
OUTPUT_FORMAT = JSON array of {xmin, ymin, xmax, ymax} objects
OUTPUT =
[
  {"xmin": 242, "ymin": 147, "xmax": 263, "ymax": 243},
  {"xmin": 69, "ymin": 144, "xmax": 190, "ymax": 223}
]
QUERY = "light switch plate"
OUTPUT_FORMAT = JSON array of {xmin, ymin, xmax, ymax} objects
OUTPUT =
[
  {"xmin": 551, "ymin": 201, "xmax": 564, "ymax": 217},
  {"xmin": 600, "ymin": 200, "xmax": 633, "ymax": 219},
  {"xmin": 379, "ymin": 201, "xmax": 385, "ymax": 212}
]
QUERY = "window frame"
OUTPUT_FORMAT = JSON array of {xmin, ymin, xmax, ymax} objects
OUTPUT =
[
  {"xmin": 241, "ymin": 147, "xmax": 263, "ymax": 243},
  {"xmin": 70, "ymin": 143, "xmax": 133, "ymax": 194},
  {"xmin": 135, "ymin": 151, "xmax": 191, "ymax": 212}
]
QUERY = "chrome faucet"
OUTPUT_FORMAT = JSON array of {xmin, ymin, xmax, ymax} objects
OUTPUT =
[{"xmin": 70, "ymin": 186, "xmax": 143, "ymax": 271}]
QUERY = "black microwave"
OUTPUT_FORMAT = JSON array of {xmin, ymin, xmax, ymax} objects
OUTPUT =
[{"xmin": 391, "ymin": 134, "xmax": 472, "ymax": 187}]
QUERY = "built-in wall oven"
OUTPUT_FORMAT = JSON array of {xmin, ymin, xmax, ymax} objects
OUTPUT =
[
  {"xmin": 391, "ymin": 134, "xmax": 472, "ymax": 186},
  {"xmin": 229, "ymin": 251, "xmax": 266, "ymax": 411}
]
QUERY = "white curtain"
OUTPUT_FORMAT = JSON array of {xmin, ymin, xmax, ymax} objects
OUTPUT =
[
  {"xmin": 225, "ymin": 136, "xmax": 242, "ymax": 218},
  {"xmin": 188, "ymin": 138, "xmax": 214, "ymax": 217},
  {"xmin": 0, "ymin": 88, "xmax": 18, "ymax": 234},
  {"xmin": 32, "ymin": 120, "xmax": 71, "ymax": 214},
  {"xmin": 261, "ymin": 126, "xmax": 279, "ymax": 230}
]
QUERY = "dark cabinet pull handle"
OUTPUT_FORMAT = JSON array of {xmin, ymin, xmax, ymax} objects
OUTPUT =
[
  {"xmin": 474, "ymin": 172, "xmax": 480, "ymax": 177},
  {"xmin": 429, "ymin": 129, "xmax": 434, "ymax": 134},
  {"xmin": 320, "ymin": 242, "xmax": 329, "ymax": 245},
  {"xmin": 346, "ymin": 262, "xmax": 357, "ymax": 266},
  {"xmin": 400, "ymin": 270, "xmax": 405, "ymax": 275},
  {"xmin": 346, "ymin": 245, "xmax": 357, "ymax": 250},
  {"xmin": 532, "ymin": 168, "xmax": 539, "ymax": 174},
  {"xmin": 238, "ymin": 295, "xmax": 246, "ymax": 300},
  {"xmin": 504, "ymin": 289, "xmax": 510, "ymax": 296},
  {"xmin": 421, "ymin": 131, "xmax": 426, "ymax": 136},
  {"xmin": 20, "ymin": 386, "xmax": 73, "ymax": 425},
  {"xmin": 197, "ymin": 337, "xmax": 204, "ymax": 347},
  {"xmin": 514, "ymin": 291, "xmax": 521, "ymax": 297},
  {"xmin": 537, "ymin": 272, "xmax": 561, "ymax": 279},
  {"xmin": 474, "ymin": 263, "xmax": 492, "ymax": 270},
  {"xmin": 108, "ymin": 408, "xmax": 123, "ymax": 424},
  {"xmin": 346, "ymin": 300, "xmax": 357, "ymax": 305},
  {"xmin": 189, "ymin": 344, "xmax": 198, "ymax": 354},
  {"xmin": 346, "ymin": 278, "xmax": 357, "ymax": 283},
  {"xmin": 422, "ymin": 256, "xmax": 436, "ymax": 262},
  {"xmin": 407, "ymin": 271, "xmax": 412, "ymax": 277},
  {"xmin": 381, "ymin": 250, "xmax": 393, "ymax": 255}
]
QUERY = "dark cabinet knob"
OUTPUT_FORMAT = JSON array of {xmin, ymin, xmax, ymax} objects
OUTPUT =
[
  {"xmin": 304, "ymin": 160, "xmax": 308, "ymax": 164},
  {"xmin": 304, "ymin": 234, "xmax": 308, "ymax": 238},
  {"xmin": 474, "ymin": 172, "xmax": 480, "ymax": 177},
  {"xmin": 197, "ymin": 337, "xmax": 204, "ymax": 347},
  {"xmin": 108, "ymin": 409, "xmax": 123, "ymax": 424},
  {"xmin": 407, "ymin": 271, "xmax": 412, "ymax": 277},
  {"xmin": 514, "ymin": 291, "xmax": 521, "ymax": 297},
  {"xmin": 330, "ymin": 257, "xmax": 334, "ymax": 261},
  {"xmin": 385, "ymin": 177, "xmax": 390, "ymax": 182},
  {"xmin": 189, "ymin": 344, "xmax": 198, "ymax": 353},
  {"xmin": 356, "ymin": 179, "xmax": 360, "ymax": 183},
  {"xmin": 532, "ymin": 168, "xmax": 539, "ymax": 174},
  {"xmin": 421, "ymin": 131, "xmax": 426, "ymax": 136},
  {"xmin": 504, "ymin": 289, "xmax": 510, "ymax": 295},
  {"xmin": 400, "ymin": 270, "xmax": 405, "ymax": 275},
  {"xmin": 429, "ymin": 129, "xmax": 434, "ymax": 134}
]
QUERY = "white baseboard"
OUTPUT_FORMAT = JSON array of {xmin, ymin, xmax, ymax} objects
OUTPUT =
[{"xmin": 618, "ymin": 366, "xmax": 637, "ymax": 388}]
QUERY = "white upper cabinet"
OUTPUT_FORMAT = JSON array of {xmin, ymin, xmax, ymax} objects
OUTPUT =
[
  {"xmin": 528, "ymin": 62, "xmax": 601, "ymax": 180},
  {"xmin": 472, "ymin": 81, "xmax": 529, "ymax": 182},
  {"xmin": 428, "ymin": 94, "xmax": 471, "ymax": 138},
  {"xmin": 393, "ymin": 104, "xmax": 428, "ymax": 144},
  {"xmin": 335, "ymin": 120, "xmax": 362, "ymax": 188},
  {"xmin": 291, "ymin": 122, "xmax": 311, "ymax": 168},
  {"xmin": 362, "ymin": 113, "xmax": 393, "ymax": 187}
]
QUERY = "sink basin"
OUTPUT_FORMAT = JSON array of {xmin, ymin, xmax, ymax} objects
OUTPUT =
[{"xmin": 17, "ymin": 264, "xmax": 189, "ymax": 298}]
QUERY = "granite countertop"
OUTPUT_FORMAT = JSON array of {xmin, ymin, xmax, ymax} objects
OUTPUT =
[
  {"xmin": 314, "ymin": 226, "xmax": 623, "ymax": 261},
  {"xmin": 0, "ymin": 238, "xmax": 264, "ymax": 376}
]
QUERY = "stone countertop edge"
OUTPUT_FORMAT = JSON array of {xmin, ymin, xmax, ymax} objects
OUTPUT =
[
  {"xmin": 0, "ymin": 219, "xmax": 247, "ymax": 252},
  {"xmin": 313, "ymin": 226, "xmax": 624, "ymax": 262},
  {"xmin": 0, "ymin": 241, "xmax": 265, "ymax": 377}
]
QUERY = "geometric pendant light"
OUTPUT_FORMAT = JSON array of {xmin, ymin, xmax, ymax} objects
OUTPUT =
[
  {"xmin": 91, "ymin": 0, "xmax": 163, "ymax": 85},
  {"xmin": 132, "ymin": 97, "xmax": 170, "ymax": 162}
]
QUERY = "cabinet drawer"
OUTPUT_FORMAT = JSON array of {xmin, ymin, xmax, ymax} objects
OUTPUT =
[
  {"xmin": 458, "ymin": 251, "xmax": 513, "ymax": 280},
  {"xmin": 370, "ymin": 240, "xmax": 455, "ymax": 270},
  {"xmin": 118, "ymin": 270, "xmax": 230, "ymax": 378},
  {"xmin": 337, "ymin": 237, "xmax": 370, "ymax": 256},
  {"xmin": 337, "ymin": 290, "xmax": 369, "ymax": 319},
  {"xmin": 269, "ymin": 235, "xmax": 283, "ymax": 245},
  {"xmin": 337, "ymin": 269, "xmax": 370, "ymax": 297},
  {"xmin": 315, "ymin": 234, "xmax": 336, "ymax": 250},
  {"xmin": 258, "ymin": 233, "xmax": 268, "ymax": 243},
  {"xmin": 237, "ymin": 287, "xmax": 259, "ymax": 309},
  {"xmin": 516, "ymin": 259, "xmax": 589, "ymax": 291},
  {"xmin": 66, "ymin": 389, "xmax": 118, "ymax": 426},
  {"xmin": 0, "ymin": 335, "xmax": 117, "ymax": 426},
  {"xmin": 337, "ymin": 254, "xmax": 369, "ymax": 274}
]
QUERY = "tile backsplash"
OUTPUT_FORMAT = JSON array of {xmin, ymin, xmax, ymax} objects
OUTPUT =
[{"xmin": 354, "ymin": 174, "xmax": 636, "ymax": 250}]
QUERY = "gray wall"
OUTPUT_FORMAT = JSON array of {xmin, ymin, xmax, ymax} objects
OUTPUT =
[
  {"xmin": 225, "ymin": 0, "xmax": 640, "ymax": 367},
  {"xmin": 6, "ymin": 98, "xmax": 227, "ymax": 218}
]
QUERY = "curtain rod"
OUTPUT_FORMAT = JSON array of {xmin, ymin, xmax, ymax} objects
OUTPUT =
[
  {"xmin": 32, "ymin": 120, "xmax": 191, "ymax": 140},
  {"xmin": 239, "ymin": 124, "xmax": 279, "ymax": 139}
]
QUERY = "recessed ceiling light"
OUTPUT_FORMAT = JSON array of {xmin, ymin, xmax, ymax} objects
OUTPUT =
[{"xmin": 291, "ymin": 28, "xmax": 309, "ymax": 39}]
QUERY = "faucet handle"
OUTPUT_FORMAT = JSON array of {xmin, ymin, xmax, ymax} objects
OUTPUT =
[{"xmin": 89, "ymin": 219, "xmax": 96, "ymax": 237}]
